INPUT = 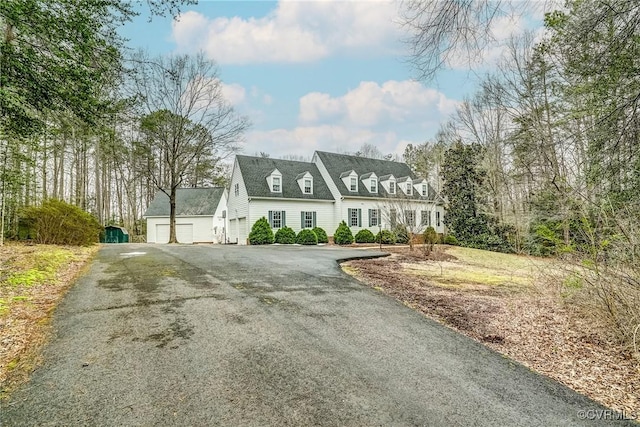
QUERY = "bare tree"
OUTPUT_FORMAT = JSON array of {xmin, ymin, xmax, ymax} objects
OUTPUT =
[
  {"xmin": 378, "ymin": 195, "xmax": 436, "ymax": 251},
  {"xmin": 354, "ymin": 143, "xmax": 390, "ymax": 160},
  {"xmin": 130, "ymin": 52, "xmax": 249, "ymax": 243},
  {"xmin": 400, "ymin": 0, "xmax": 537, "ymax": 80}
]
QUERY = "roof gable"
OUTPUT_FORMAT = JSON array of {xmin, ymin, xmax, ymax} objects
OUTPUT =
[
  {"xmin": 235, "ymin": 155, "xmax": 334, "ymax": 200},
  {"xmin": 144, "ymin": 187, "xmax": 225, "ymax": 217}
]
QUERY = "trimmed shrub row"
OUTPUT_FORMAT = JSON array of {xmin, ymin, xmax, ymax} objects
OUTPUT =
[
  {"xmin": 274, "ymin": 226, "xmax": 296, "ymax": 244},
  {"xmin": 249, "ymin": 218, "xmax": 328, "ymax": 246},
  {"xmin": 334, "ymin": 221, "xmax": 354, "ymax": 245},
  {"xmin": 249, "ymin": 217, "xmax": 448, "ymax": 247},
  {"xmin": 296, "ymin": 229, "xmax": 318, "ymax": 245},
  {"xmin": 355, "ymin": 229, "xmax": 375, "ymax": 243}
]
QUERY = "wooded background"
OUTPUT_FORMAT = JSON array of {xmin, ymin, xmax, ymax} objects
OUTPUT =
[{"xmin": 1, "ymin": 0, "xmax": 639, "ymax": 254}]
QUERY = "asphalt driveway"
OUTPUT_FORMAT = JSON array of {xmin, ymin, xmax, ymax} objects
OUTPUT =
[{"xmin": 1, "ymin": 244, "xmax": 633, "ymax": 426}]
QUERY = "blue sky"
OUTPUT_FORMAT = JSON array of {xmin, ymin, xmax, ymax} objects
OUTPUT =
[{"xmin": 119, "ymin": 1, "xmax": 544, "ymax": 159}]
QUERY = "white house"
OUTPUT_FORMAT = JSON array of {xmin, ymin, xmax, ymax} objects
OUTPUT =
[
  {"xmin": 227, "ymin": 151, "xmax": 445, "ymax": 244},
  {"xmin": 144, "ymin": 187, "xmax": 227, "ymax": 244},
  {"xmin": 227, "ymin": 155, "xmax": 335, "ymax": 244}
]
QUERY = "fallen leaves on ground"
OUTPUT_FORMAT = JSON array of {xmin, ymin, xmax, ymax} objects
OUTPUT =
[{"xmin": 345, "ymin": 245, "xmax": 640, "ymax": 417}]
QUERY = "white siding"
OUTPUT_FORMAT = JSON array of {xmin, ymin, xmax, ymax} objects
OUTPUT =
[
  {"xmin": 247, "ymin": 199, "xmax": 335, "ymax": 236},
  {"xmin": 340, "ymin": 198, "xmax": 446, "ymax": 234},
  {"xmin": 312, "ymin": 153, "xmax": 343, "ymax": 235},
  {"xmin": 340, "ymin": 199, "xmax": 388, "ymax": 235},
  {"xmin": 227, "ymin": 159, "xmax": 249, "ymax": 225},
  {"xmin": 213, "ymin": 189, "xmax": 228, "ymax": 243},
  {"xmin": 434, "ymin": 205, "xmax": 445, "ymax": 233}
]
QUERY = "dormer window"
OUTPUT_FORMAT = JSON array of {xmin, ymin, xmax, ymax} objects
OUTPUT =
[
  {"xmin": 268, "ymin": 169, "xmax": 283, "ymax": 193},
  {"xmin": 389, "ymin": 181, "xmax": 396, "ymax": 194},
  {"xmin": 360, "ymin": 172, "xmax": 378, "ymax": 194},
  {"xmin": 422, "ymin": 184, "xmax": 427, "ymax": 196},
  {"xmin": 406, "ymin": 182, "xmax": 412, "ymax": 195},
  {"xmin": 340, "ymin": 170, "xmax": 358, "ymax": 193},
  {"xmin": 296, "ymin": 171, "xmax": 313, "ymax": 195}
]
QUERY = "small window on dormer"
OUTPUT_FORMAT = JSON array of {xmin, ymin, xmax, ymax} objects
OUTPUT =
[
  {"xmin": 389, "ymin": 181, "xmax": 396, "ymax": 194},
  {"xmin": 406, "ymin": 182, "xmax": 412, "ymax": 195},
  {"xmin": 370, "ymin": 178, "xmax": 377, "ymax": 193},
  {"xmin": 350, "ymin": 176, "xmax": 357, "ymax": 192},
  {"xmin": 304, "ymin": 178, "xmax": 312, "ymax": 194},
  {"xmin": 272, "ymin": 176, "xmax": 281, "ymax": 192},
  {"xmin": 422, "ymin": 184, "xmax": 427, "ymax": 196}
]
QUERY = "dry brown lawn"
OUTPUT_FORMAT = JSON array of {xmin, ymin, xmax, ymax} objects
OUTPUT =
[
  {"xmin": 344, "ymin": 245, "xmax": 640, "ymax": 417},
  {"xmin": 0, "ymin": 242, "xmax": 98, "ymax": 397}
]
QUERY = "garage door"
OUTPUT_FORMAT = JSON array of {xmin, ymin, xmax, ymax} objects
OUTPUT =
[
  {"xmin": 176, "ymin": 223, "xmax": 193, "ymax": 244},
  {"xmin": 156, "ymin": 224, "xmax": 169, "ymax": 243},
  {"xmin": 237, "ymin": 218, "xmax": 247, "ymax": 244}
]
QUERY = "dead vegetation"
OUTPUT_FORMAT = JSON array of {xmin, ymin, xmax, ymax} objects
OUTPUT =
[
  {"xmin": 0, "ymin": 243, "xmax": 98, "ymax": 397},
  {"xmin": 344, "ymin": 245, "xmax": 640, "ymax": 417}
]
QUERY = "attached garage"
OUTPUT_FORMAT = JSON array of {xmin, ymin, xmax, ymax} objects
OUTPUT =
[
  {"xmin": 144, "ymin": 188, "xmax": 228, "ymax": 244},
  {"xmin": 227, "ymin": 217, "xmax": 248, "ymax": 244},
  {"xmin": 237, "ymin": 218, "xmax": 247, "ymax": 244}
]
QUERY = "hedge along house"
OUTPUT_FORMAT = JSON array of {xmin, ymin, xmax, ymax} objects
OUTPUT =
[
  {"xmin": 227, "ymin": 155, "xmax": 335, "ymax": 244},
  {"xmin": 226, "ymin": 151, "xmax": 445, "ymax": 244},
  {"xmin": 312, "ymin": 151, "xmax": 445, "ymax": 237},
  {"xmin": 144, "ymin": 187, "xmax": 228, "ymax": 244}
]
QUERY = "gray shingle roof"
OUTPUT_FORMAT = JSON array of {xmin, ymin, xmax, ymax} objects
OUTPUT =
[
  {"xmin": 236, "ymin": 155, "xmax": 334, "ymax": 200},
  {"xmin": 360, "ymin": 172, "xmax": 375, "ymax": 180},
  {"xmin": 314, "ymin": 151, "xmax": 438, "ymax": 200},
  {"xmin": 144, "ymin": 187, "xmax": 225, "ymax": 217}
]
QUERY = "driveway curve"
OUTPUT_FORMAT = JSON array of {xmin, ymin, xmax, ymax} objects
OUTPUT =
[{"xmin": 1, "ymin": 244, "xmax": 633, "ymax": 426}]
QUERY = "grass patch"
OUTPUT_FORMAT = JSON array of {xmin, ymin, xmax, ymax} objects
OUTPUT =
[
  {"xmin": 399, "ymin": 246, "xmax": 545, "ymax": 292},
  {"xmin": 0, "ymin": 242, "xmax": 99, "ymax": 398},
  {"xmin": 2, "ymin": 248, "xmax": 75, "ymax": 288},
  {"xmin": 340, "ymin": 264, "xmax": 359, "ymax": 277}
]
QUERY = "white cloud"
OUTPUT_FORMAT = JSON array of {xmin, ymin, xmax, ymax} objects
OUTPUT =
[
  {"xmin": 299, "ymin": 80, "xmax": 459, "ymax": 128},
  {"xmin": 241, "ymin": 79, "xmax": 459, "ymax": 158},
  {"xmin": 220, "ymin": 82, "xmax": 246, "ymax": 106},
  {"xmin": 244, "ymin": 125, "xmax": 404, "ymax": 158},
  {"xmin": 171, "ymin": 1, "xmax": 402, "ymax": 64},
  {"xmin": 490, "ymin": 14, "xmax": 526, "ymax": 42}
]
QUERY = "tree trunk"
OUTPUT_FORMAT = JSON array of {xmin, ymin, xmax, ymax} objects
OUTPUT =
[{"xmin": 169, "ymin": 186, "xmax": 177, "ymax": 243}]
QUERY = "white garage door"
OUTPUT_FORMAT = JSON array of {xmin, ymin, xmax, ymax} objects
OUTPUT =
[
  {"xmin": 229, "ymin": 219, "xmax": 237, "ymax": 243},
  {"xmin": 237, "ymin": 218, "xmax": 247, "ymax": 244},
  {"xmin": 156, "ymin": 224, "xmax": 169, "ymax": 243},
  {"xmin": 176, "ymin": 223, "xmax": 194, "ymax": 244}
]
